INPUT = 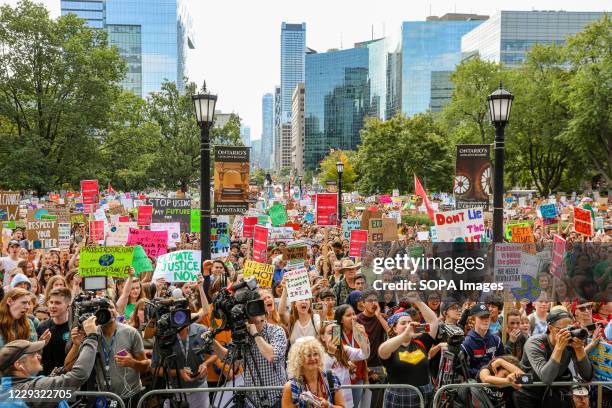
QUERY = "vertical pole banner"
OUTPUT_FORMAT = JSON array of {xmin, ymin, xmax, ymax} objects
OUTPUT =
[
  {"xmin": 316, "ymin": 193, "xmax": 338, "ymax": 226},
  {"xmin": 213, "ymin": 146, "xmax": 250, "ymax": 215},
  {"xmin": 454, "ymin": 145, "xmax": 491, "ymax": 210},
  {"xmin": 253, "ymin": 225, "xmax": 269, "ymax": 263}
]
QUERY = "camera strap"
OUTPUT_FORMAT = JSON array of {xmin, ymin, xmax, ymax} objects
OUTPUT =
[
  {"xmin": 101, "ymin": 330, "xmax": 117, "ymax": 373},
  {"xmin": 177, "ymin": 334, "xmax": 189, "ymax": 360}
]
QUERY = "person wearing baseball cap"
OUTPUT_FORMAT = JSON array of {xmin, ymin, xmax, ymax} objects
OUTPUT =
[
  {"xmin": 0, "ymin": 239, "xmax": 21, "ymax": 286},
  {"xmin": 0, "ymin": 316, "xmax": 99, "ymax": 408},
  {"xmin": 571, "ymin": 386, "xmax": 589, "ymax": 408},
  {"xmin": 513, "ymin": 308, "xmax": 593, "ymax": 408},
  {"xmin": 460, "ymin": 303, "xmax": 506, "ymax": 379}
]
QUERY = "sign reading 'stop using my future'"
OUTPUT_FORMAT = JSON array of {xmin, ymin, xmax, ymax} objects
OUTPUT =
[{"xmin": 144, "ymin": 198, "xmax": 191, "ymax": 231}]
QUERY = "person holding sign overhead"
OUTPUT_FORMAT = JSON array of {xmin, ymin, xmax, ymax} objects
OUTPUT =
[{"xmin": 117, "ymin": 268, "xmax": 145, "ymax": 321}]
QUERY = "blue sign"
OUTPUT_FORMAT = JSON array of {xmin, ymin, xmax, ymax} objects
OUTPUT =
[{"xmin": 539, "ymin": 203, "xmax": 557, "ymax": 219}]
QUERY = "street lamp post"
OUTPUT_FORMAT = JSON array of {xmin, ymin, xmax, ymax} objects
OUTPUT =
[
  {"xmin": 487, "ymin": 83, "xmax": 514, "ymax": 243},
  {"xmin": 298, "ymin": 176, "xmax": 303, "ymax": 199},
  {"xmin": 192, "ymin": 84, "xmax": 217, "ymax": 261},
  {"xmin": 336, "ymin": 161, "xmax": 344, "ymax": 226}
]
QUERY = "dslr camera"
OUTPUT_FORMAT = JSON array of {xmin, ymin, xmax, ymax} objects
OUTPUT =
[
  {"xmin": 566, "ymin": 325, "xmax": 589, "ymax": 341},
  {"xmin": 145, "ymin": 297, "xmax": 191, "ymax": 348},
  {"xmin": 72, "ymin": 293, "xmax": 112, "ymax": 328}
]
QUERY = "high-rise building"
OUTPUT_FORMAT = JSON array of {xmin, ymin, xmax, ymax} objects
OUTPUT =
[
  {"xmin": 261, "ymin": 93, "xmax": 274, "ymax": 169},
  {"xmin": 462, "ymin": 11, "xmax": 605, "ymax": 66},
  {"xmin": 430, "ymin": 71, "xmax": 454, "ymax": 112},
  {"xmin": 61, "ymin": 0, "xmax": 194, "ymax": 97},
  {"xmin": 251, "ymin": 139, "xmax": 262, "ymax": 169},
  {"xmin": 291, "ymin": 83, "xmax": 305, "ymax": 175},
  {"xmin": 240, "ymin": 125, "xmax": 251, "ymax": 147},
  {"xmin": 280, "ymin": 23, "xmax": 306, "ymax": 125},
  {"xmin": 304, "ymin": 48, "xmax": 370, "ymax": 171},
  {"xmin": 401, "ymin": 14, "xmax": 487, "ymax": 116},
  {"xmin": 280, "ymin": 123, "xmax": 292, "ymax": 169},
  {"xmin": 273, "ymin": 86, "xmax": 281, "ymax": 170}
]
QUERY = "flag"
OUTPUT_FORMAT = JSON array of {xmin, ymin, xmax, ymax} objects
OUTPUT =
[
  {"xmin": 107, "ymin": 182, "xmax": 114, "ymax": 193},
  {"xmin": 414, "ymin": 174, "xmax": 434, "ymax": 222}
]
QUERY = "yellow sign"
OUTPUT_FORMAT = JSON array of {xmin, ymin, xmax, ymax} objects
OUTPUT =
[{"xmin": 243, "ymin": 260, "xmax": 273, "ymax": 288}]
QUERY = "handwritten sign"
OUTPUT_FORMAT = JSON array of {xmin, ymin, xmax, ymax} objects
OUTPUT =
[
  {"xmin": 434, "ymin": 208, "xmax": 486, "ymax": 243},
  {"xmin": 105, "ymin": 222, "xmax": 135, "ymax": 246},
  {"xmin": 26, "ymin": 219, "xmax": 58, "ymax": 249},
  {"xmin": 342, "ymin": 218, "xmax": 361, "ymax": 240},
  {"xmin": 126, "ymin": 228, "xmax": 168, "ymax": 258},
  {"xmin": 211, "ymin": 216, "xmax": 230, "ymax": 259},
  {"xmin": 349, "ymin": 230, "xmax": 368, "ymax": 257},
  {"xmin": 153, "ymin": 250, "xmax": 201, "ymax": 282},
  {"xmin": 494, "ymin": 244, "xmax": 522, "ymax": 289},
  {"xmin": 539, "ymin": 203, "xmax": 557, "ymax": 219},
  {"xmin": 58, "ymin": 223, "xmax": 71, "ymax": 249},
  {"xmin": 574, "ymin": 207, "xmax": 593, "ymax": 236},
  {"xmin": 0, "ymin": 192, "xmax": 20, "ymax": 221},
  {"xmin": 253, "ymin": 225, "xmax": 268, "ymax": 263},
  {"xmin": 285, "ymin": 267, "xmax": 312, "ymax": 302},
  {"xmin": 242, "ymin": 260, "xmax": 273, "ymax": 288},
  {"xmin": 550, "ymin": 234, "xmax": 566, "ymax": 279},
  {"xmin": 79, "ymin": 246, "xmax": 134, "ymax": 277},
  {"xmin": 150, "ymin": 222, "xmax": 181, "ymax": 248}
]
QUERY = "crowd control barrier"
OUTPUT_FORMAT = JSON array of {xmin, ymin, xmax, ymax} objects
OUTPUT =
[
  {"xmin": 432, "ymin": 380, "xmax": 612, "ymax": 408},
  {"xmin": 136, "ymin": 383, "xmax": 425, "ymax": 408},
  {"xmin": 74, "ymin": 391, "xmax": 126, "ymax": 408}
]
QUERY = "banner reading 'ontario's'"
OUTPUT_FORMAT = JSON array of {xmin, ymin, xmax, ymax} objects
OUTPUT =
[
  {"xmin": 213, "ymin": 146, "xmax": 250, "ymax": 215},
  {"xmin": 454, "ymin": 144, "xmax": 491, "ymax": 211}
]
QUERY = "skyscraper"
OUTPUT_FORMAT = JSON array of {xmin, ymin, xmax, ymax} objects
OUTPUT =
[
  {"xmin": 280, "ymin": 23, "xmax": 306, "ymax": 124},
  {"xmin": 240, "ymin": 125, "xmax": 251, "ymax": 147},
  {"xmin": 291, "ymin": 83, "xmax": 305, "ymax": 175},
  {"xmin": 461, "ymin": 11, "xmax": 605, "ymax": 66},
  {"xmin": 261, "ymin": 93, "xmax": 274, "ymax": 169},
  {"xmin": 273, "ymin": 86, "xmax": 281, "ymax": 170},
  {"xmin": 61, "ymin": 0, "xmax": 194, "ymax": 97}
]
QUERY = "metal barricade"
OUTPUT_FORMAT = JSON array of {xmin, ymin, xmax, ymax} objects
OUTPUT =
[
  {"xmin": 137, "ymin": 383, "xmax": 426, "ymax": 408},
  {"xmin": 432, "ymin": 380, "xmax": 612, "ymax": 408},
  {"xmin": 74, "ymin": 391, "xmax": 126, "ymax": 408}
]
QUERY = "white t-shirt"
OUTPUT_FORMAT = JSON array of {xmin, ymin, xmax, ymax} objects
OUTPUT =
[
  {"xmin": 289, "ymin": 313, "xmax": 321, "ymax": 344},
  {"xmin": 0, "ymin": 256, "xmax": 19, "ymax": 285}
]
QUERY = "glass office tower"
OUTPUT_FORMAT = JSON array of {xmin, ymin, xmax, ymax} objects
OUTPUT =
[
  {"xmin": 281, "ymin": 23, "xmax": 306, "ymax": 124},
  {"xmin": 61, "ymin": 0, "xmax": 194, "ymax": 97},
  {"xmin": 261, "ymin": 93, "xmax": 274, "ymax": 169}
]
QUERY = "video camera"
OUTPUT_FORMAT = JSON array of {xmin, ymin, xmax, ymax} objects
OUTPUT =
[
  {"xmin": 210, "ymin": 277, "xmax": 266, "ymax": 343},
  {"xmin": 72, "ymin": 293, "xmax": 112, "ymax": 328},
  {"xmin": 145, "ymin": 297, "xmax": 192, "ymax": 348},
  {"xmin": 436, "ymin": 323, "xmax": 466, "ymax": 348}
]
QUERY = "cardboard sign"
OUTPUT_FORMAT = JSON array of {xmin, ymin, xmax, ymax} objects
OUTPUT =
[
  {"xmin": 131, "ymin": 245, "xmax": 153, "ymax": 276},
  {"xmin": 494, "ymin": 244, "xmax": 522, "ymax": 289},
  {"xmin": 153, "ymin": 250, "xmax": 201, "ymax": 282},
  {"xmin": 282, "ymin": 245, "xmax": 308, "ymax": 266},
  {"xmin": 127, "ymin": 228, "xmax": 168, "ymax": 258},
  {"xmin": 342, "ymin": 218, "xmax": 361, "ymax": 240},
  {"xmin": 26, "ymin": 219, "xmax": 58, "ymax": 249},
  {"xmin": 145, "ymin": 198, "xmax": 191, "ymax": 232},
  {"xmin": 349, "ymin": 230, "xmax": 368, "ymax": 257},
  {"xmin": 242, "ymin": 260, "xmax": 273, "ymax": 288},
  {"xmin": 316, "ymin": 193, "xmax": 338, "ymax": 226},
  {"xmin": 0, "ymin": 192, "xmax": 20, "ymax": 221},
  {"xmin": 242, "ymin": 216, "xmax": 257, "ymax": 238},
  {"xmin": 285, "ymin": 267, "xmax": 312, "ymax": 302},
  {"xmin": 211, "ymin": 216, "xmax": 230, "ymax": 259},
  {"xmin": 505, "ymin": 222, "xmax": 530, "ymax": 241},
  {"xmin": 79, "ymin": 246, "xmax": 134, "ymax": 277},
  {"xmin": 574, "ymin": 207, "xmax": 593, "ymax": 236},
  {"xmin": 137, "ymin": 205, "xmax": 153, "ymax": 226},
  {"xmin": 89, "ymin": 220, "xmax": 105, "ymax": 242},
  {"xmin": 510, "ymin": 226, "xmax": 534, "ymax": 243},
  {"xmin": 382, "ymin": 218, "xmax": 398, "ymax": 242},
  {"xmin": 269, "ymin": 203, "xmax": 287, "ymax": 226},
  {"xmin": 58, "ymin": 223, "xmax": 71, "ymax": 249},
  {"xmin": 105, "ymin": 222, "xmax": 136, "ymax": 246},
  {"xmin": 368, "ymin": 218, "xmax": 384, "ymax": 242},
  {"xmin": 253, "ymin": 225, "xmax": 268, "ymax": 263},
  {"xmin": 150, "ymin": 222, "xmax": 181, "ymax": 248},
  {"xmin": 433, "ymin": 208, "xmax": 486, "ymax": 243},
  {"xmin": 550, "ymin": 234, "xmax": 566, "ymax": 279}
]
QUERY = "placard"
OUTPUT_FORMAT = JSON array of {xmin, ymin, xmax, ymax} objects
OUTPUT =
[
  {"xmin": 342, "ymin": 218, "xmax": 361, "ymax": 240},
  {"xmin": 316, "ymin": 193, "xmax": 338, "ymax": 226},
  {"xmin": 349, "ymin": 230, "xmax": 368, "ymax": 257},
  {"xmin": 150, "ymin": 222, "xmax": 181, "ymax": 248},
  {"xmin": 89, "ymin": 220, "xmax": 105, "ymax": 242},
  {"xmin": 285, "ymin": 267, "xmax": 312, "ymax": 302},
  {"xmin": 131, "ymin": 245, "xmax": 153, "ymax": 276},
  {"xmin": 137, "ymin": 205, "xmax": 153, "ymax": 226},
  {"xmin": 153, "ymin": 250, "xmax": 201, "ymax": 282},
  {"xmin": 253, "ymin": 225, "xmax": 268, "ymax": 263},
  {"xmin": 242, "ymin": 216, "xmax": 257, "ymax": 238},
  {"xmin": 58, "ymin": 223, "xmax": 71, "ymax": 249},
  {"xmin": 433, "ymin": 208, "xmax": 486, "ymax": 243},
  {"xmin": 79, "ymin": 246, "xmax": 134, "ymax": 277},
  {"xmin": 242, "ymin": 260, "xmax": 273, "ymax": 288},
  {"xmin": 211, "ymin": 215, "xmax": 230, "ymax": 259},
  {"xmin": 539, "ymin": 203, "xmax": 557, "ymax": 219},
  {"xmin": 0, "ymin": 192, "xmax": 20, "ymax": 221},
  {"xmin": 105, "ymin": 222, "xmax": 136, "ymax": 246},
  {"xmin": 382, "ymin": 218, "xmax": 398, "ymax": 242},
  {"xmin": 574, "ymin": 207, "xmax": 593, "ymax": 236},
  {"xmin": 26, "ymin": 219, "xmax": 58, "ymax": 249},
  {"xmin": 494, "ymin": 244, "xmax": 522, "ymax": 289},
  {"xmin": 80, "ymin": 180, "xmax": 99, "ymax": 208},
  {"xmin": 368, "ymin": 218, "xmax": 383, "ymax": 242},
  {"xmin": 190, "ymin": 209, "xmax": 200, "ymax": 233},
  {"xmin": 550, "ymin": 234, "xmax": 566, "ymax": 279},
  {"xmin": 126, "ymin": 228, "xmax": 168, "ymax": 258},
  {"xmin": 454, "ymin": 145, "xmax": 491, "ymax": 210},
  {"xmin": 145, "ymin": 198, "xmax": 191, "ymax": 232}
]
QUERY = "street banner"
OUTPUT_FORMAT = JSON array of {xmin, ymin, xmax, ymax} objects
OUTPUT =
[
  {"xmin": 0, "ymin": 192, "xmax": 20, "ymax": 221},
  {"xmin": 214, "ymin": 146, "xmax": 250, "ymax": 215},
  {"xmin": 349, "ymin": 230, "xmax": 368, "ymax": 257},
  {"xmin": 150, "ymin": 222, "xmax": 181, "ymax": 248},
  {"xmin": 131, "ymin": 245, "xmax": 153, "ymax": 276},
  {"xmin": 316, "ymin": 193, "xmax": 338, "ymax": 226},
  {"xmin": 145, "ymin": 198, "xmax": 191, "ymax": 232},
  {"xmin": 253, "ymin": 225, "xmax": 268, "ymax": 263},
  {"xmin": 242, "ymin": 216, "xmax": 257, "ymax": 238},
  {"xmin": 211, "ymin": 215, "xmax": 230, "ymax": 259},
  {"xmin": 269, "ymin": 203, "xmax": 287, "ymax": 226},
  {"xmin": 105, "ymin": 222, "xmax": 136, "ymax": 246},
  {"xmin": 433, "ymin": 208, "xmax": 486, "ymax": 243},
  {"xmin": 58, "ymin": 223, "xmax": 71, "ymax": 249},
  {"xmin": 494, "ymin": 244, "xmax": 522, "ymax": 289},
  {"xmin": 153, "ymin": 250, "xmax": 201, "ymax": 282},
  {"xmin": 342, "ymin": 218, "xmax": 361, "ymax": 240},
  {"xmin": 80, "ymin": 180, "xmax": 99, "ymax": 209},
  {"xmin": 454, "ymin": 145, "xmax": 491, "ymax": 210},
  {"xmin": 26, "ymin": 218, "xmax": 58, "ymax": 250},
  {"xmin": 285, "ymin": 268, "xmax": 312, "ymax": 302},
  {"xmin": 574, "ymin": 207, "xmax": 593, "ymax": 236},
  {"xmin": 127, "ymin": 228, "xmax": 167, "ymax": 258},
  {"xmin": 137, "ymin": 205, "xmax": 153, "ymax": 226},
  {"xmin": 243, "ymin": 260, "xmax": 273, "ymax": 288},
  {"xmin": 550, "ymin": 234, "xmax": 566, "ymax": 279},
  {"xmin": 79, "ymin": 246, "xmax": 134, "ymax": 278}
]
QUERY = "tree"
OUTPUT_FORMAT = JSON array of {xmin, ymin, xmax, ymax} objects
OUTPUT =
[
  {"xmin": 562, "ymin": 15, "xmax": 612, "ymax": 186},
  {"xmin": 0, "ymin": 0, "xmax": 125, "ymax": 194},
  {"xmin": 210, "ymin": 113, "xmax": 242, "ymax": 146},
  {"xmin": 355, "ymin": 113, "xmax": 453, "ymax": 195},
  {"xmin": 318, "ymin": 150, "xmax": 357, "ymax": 192}
]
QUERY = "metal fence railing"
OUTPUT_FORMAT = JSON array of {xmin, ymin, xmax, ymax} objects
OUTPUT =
[{"xmin": 74, "ymin": 391, "xmax": 126, "ymax": 408}]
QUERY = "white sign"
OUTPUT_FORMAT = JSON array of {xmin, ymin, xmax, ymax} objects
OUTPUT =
[
  {"xmin": 150, "ymin": 222, "xmax": 181, "ymax": 248},
  {"xmin": 105, "ymin": 222, "xmax": 136, "ymax": 246},
  {"xmin": 58, "ymin": 223, "xmax": 71, "ymax": 249},
  {"xmin": 433, "ymin": 208, "xmax": 486, "ymax": 243},
  {"xmin": 416, "ymin": 231, "xmax": 430, "ymax": 241},
  {"xmin": 494, "ymin": 244, "xmax": 522, "ymax": 289},
  {"xmin": 520, "ymin": 252, "xmax": 542, "ymax": 279},
  {"xmin": 153, "ymin": 250, "xmax": 202, "ymax": 282},
  {"xmin": 285, "ymin": 267, "xmax": 312, "ymax": 302}
]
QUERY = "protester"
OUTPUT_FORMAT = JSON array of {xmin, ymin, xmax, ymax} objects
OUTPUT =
[
  {"xmin": 0, "ymin": 288, "xmax": 39, "ymax": 347},
  {"xmin": 460, "ymin": 303, "xmax": 506, "ymax": 378},
  {"xmin": 36, "ymin": 287, "xmax": 71, "ymax": 375}
]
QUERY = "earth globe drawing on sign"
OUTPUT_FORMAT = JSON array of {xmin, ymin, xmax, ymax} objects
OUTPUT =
[{"xmin": 99, "ymin": 254, "xmax": 115, "ymax": 267}]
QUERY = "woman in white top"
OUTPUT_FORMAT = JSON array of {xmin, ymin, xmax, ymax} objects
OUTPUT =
[
  {"xmin": 279, "ymin": 276, "xmax": 321, "ymax": 344},
  {"xmin": 318, "ymin": 320, "xmax": 369, "ymax": 408}
]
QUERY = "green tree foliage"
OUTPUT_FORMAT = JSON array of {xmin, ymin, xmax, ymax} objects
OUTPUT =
[
  {"xmin": 0, "ymin": 0, "xmax": 125, "ymax": 194},
  {"xmin": 211, "ymin": 113, "xmax": 243, "ymax": 146},
  {"xmin": 355, "ymin": 114, "xmax": 453, "ymax": 195},
  {"xmin": 318, "ymin": 150, "xmax": 357, "ymax": 192}
]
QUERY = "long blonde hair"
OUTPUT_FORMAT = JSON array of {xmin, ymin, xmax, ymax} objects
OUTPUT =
[
  {"xmin": 289, "ymin": 298, "xmax": 315, "ymax": 334},
  {"xmin": 0, "ymin": 288, "xmax": 33, "ymax": 343}
]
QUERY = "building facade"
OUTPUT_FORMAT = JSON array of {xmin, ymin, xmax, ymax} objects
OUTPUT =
[
  {"xmin": 291, "ymin": 83, "xmax": 305, "ymax": 175},
  {"xmin": 280, "ymin": 23, "xmax": 306, "ymax": 126},
  {"xmin": 273, "ymin": 86, "xmax": 281, "ymax": 170},
  {"xmin": 260, "ymin": 93, "xmax": 274, "ymax": 169},
  {"xmin": 462, "ymin": 10, "xmax": 605, "ymax": 66},
  {"xmin": 429, "ymin": 71, "xmax": 454, "ymax": 112},
  {"xmin": 240, "ymin": 125, "xmax": 251, "ymax": 147},
  {"xmin": 61, "ymin": 0, "xmax": 194, "ymax": 97}
]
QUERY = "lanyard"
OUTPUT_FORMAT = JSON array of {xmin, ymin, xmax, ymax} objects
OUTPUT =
[
  {"xmin": 101, "ymin": 330, "xmax": 117, "ymax": 370},
  {"xmin": 178, "ymin": 334, "xmax": 189, "ymax": 359},
  {"xmin": 342, "ymin": 330, "xmax": 355, "ymax": 348}
]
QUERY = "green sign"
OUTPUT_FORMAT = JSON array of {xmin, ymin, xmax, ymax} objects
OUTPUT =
[
  {"xmin": 190, "ymin": 209, "xmax": 200, "ymax": 233},
  {"xmin": 131, "ymin": 245, "xmax": 153, "ymax": 276},
  {"xmin": 79, "ymin": 246, "xmax": 135, "ymax": 278},
  {"xmin": 269, "ymin": 204, "xmax": 287, "ymax": 227},
  {"xmin": 41, "ymin": 214, "xmax": 57, "ymax": 221},
  {"xmin": 70, "ymin": 213, "xmax": 86, "ymax": 225},
  {"xmin": 505, "ymin": 222, "xmax": 530, "ymax": 241},
  {"xmin": 257, "ymin": 215, "xmax": 269, "ymax": 226}
]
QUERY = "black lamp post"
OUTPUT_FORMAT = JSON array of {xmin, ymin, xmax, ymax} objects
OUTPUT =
[
  {"xmin": 192, "ymin": 84, "xmax": 217, "ymax": 261},
  {"xmin": 336, "ymin": 161, "xmax": 344, "ymax": 226},
  {"xmin": 487, "ymin": 83, "xmax": 514, "ymax": 243},
  {"xmin": 298, "ymin": 176, "xmax": 303, "ymax": 199}
]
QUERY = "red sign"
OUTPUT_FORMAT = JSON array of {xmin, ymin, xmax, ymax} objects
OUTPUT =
[
  {"xmin": 80, "ymin": 180, "xmax": 99, "ymax": 207},
  {"xmin": 89, "ymin": 220, "xmax": 105, "ymax": 241},
  {"xmin": 550, "ymin": 234, "xmax": 566, "ymax": 279},
  {"xmin": 118, "ymin": 216, "xmax": 130, "ymax": 222},
  {"xmin": 316, "ymin": 193, "xmax": 338, "ymax": 226},
  {"xmin": 573, "ymin": 207, "xmax": 593, "ymax": 236},
  {"xmin": 242, "ymin": 216, "xmax": 257, "ymax": 238},
  {"xmin": 253, "ymin": 226, "xmax": 269, "ymax": 263},
  {"xmin": 49, "ymin": 194, "xmax": 60, "ymax": 202},
  {"xmin": 137, "ymin": 205, "xmax": 153, "ymax": 226},
  {"xmin": 349, "ymin": 229, "xmax": 368, "ymax": 257}
]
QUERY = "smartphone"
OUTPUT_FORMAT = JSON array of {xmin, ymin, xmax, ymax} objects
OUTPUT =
[
  {"xmin": 515, "ymin": 373, "xmax": 533, "ymax": 385},
  {"xmin": 332, "ymin": 325, "xmax": 341, "ymax": 343},
  {"xmin": 414, "ymin": 324, "xmax": 430, "ymax": 333},
  {"xmin": 312, "ymin": 302, "xmax": 324, "ymax": 312},
  {"xmin": 585, "ymin": 322, "xmax": 601, "ymax": 332},
  {"xmin": 116, "ymin": 349, "xmax": 128, "ymax": 357}
]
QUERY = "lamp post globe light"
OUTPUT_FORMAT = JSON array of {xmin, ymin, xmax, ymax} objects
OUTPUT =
[
  {"xmin": 336, "ymin": 161, "xmax": 344, "ymax": 226},
  {"xmin": 192, "ymin": 83, "xmax": 217, "ymax": 261},
  {"xmin": 487, "ymin": 83, "xmax": 514, "ymax": 243}
]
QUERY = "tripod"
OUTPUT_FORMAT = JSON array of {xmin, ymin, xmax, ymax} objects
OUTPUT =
[
  {"xmin": 437, "ymin": 344, "xmax": 470, "ymax": 408},
  {"xmin": 152, "ymin": 348, "xmax": 190, "ymax": 408}
]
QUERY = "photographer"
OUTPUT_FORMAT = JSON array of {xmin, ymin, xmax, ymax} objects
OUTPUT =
[
  {"xmin": 513, "ymin": 308, "xmax": 593, "ymax": 408},
  {"xmin": 210, "ymin": 310, "xmax": 288, "ymax": 407},
  {"xmin": 0, "ymin": 315, "xmax": 98, "ymax": 408}
]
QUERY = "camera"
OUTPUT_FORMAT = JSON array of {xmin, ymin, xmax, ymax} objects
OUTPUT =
[
  {"xmin": 145, "ymin": 297, "xmax": 192, "ymax": 348},
  {"xmin": 414, "ymin": 324, "xmax": 430, "ymax": 333},
  {"xmin": 566, "ymin": 325, "xmax": 589, "ymax": 340},
  {"xmin": 73, "ymin": 293, "xmax": 112, "ymax": 328},
  {"xmin": 436, "ymin": 323, "xmax": 465, "ymax": 347},
  {"xmin": 211, "ymin": 277, "xmax": 266, "ymax": 343},
  {"xmin": 515, "ymin": 373, "xmax": 533, "ymax": 385}
]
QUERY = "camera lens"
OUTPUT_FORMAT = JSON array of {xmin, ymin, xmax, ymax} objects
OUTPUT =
[
  {"xmin": 95, "ymin": 308, "xmax": 112, "ymax": 326},
  {"xmin": 171, "ymin": 310, "xmax": 189, "ymax": 326}
]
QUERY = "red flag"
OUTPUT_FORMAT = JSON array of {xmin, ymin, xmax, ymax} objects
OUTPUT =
[
  {"xmin": 107, "ymin": 181, "xmax": 114, "ymax": 193},
  {"xmin": 414, "ymin": 174, "xmax": 434, "ymax": 222}
]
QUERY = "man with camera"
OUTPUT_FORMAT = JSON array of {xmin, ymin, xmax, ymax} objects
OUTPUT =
[
  {"xmin": 513, "ymin": 308, "xmax": 593, "ymax": 408},
  {"xmin": 0, "ymin": 315, "xmax": 98, "ymax": 408}
]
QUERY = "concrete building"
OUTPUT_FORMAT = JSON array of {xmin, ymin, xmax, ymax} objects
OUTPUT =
[{"xmin": 291, "ymin": 83, "xmax": 305, "ymax": 175}]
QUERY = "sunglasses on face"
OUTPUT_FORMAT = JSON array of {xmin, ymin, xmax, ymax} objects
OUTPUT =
[{"xmin": 576, "ymin": 305, "xmax": 592, "ymax": 312}]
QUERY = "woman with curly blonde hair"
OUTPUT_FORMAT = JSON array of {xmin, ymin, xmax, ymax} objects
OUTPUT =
[{"xmin": 282, "ymin": 336, "xmax": 345, "ymax": 408}]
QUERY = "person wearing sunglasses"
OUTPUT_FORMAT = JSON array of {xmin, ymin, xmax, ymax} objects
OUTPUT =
[{"xmin": 572, "ymin": 300, "xmax": 594, "ymax": 329}]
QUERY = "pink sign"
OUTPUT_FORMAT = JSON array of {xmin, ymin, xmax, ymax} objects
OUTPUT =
[
  {"xmin": 253, "ymin": 226, "xmax": 268, "ymax": 263},
  {"xmin": 127, "ymin": 228, "xmax": 168, "ymax": 258},
  {"xmin": 316, "ymin": 193, "xmax": 338, "ymax": 226},
  {"xmin": 379, "ymin": 195, "xmax": 392, "ymax": 204},
  {"xmin": 349, "ymin": 230, "xmax": 368, "ymax": 257},
  {"xmin": 550, "ymin": 234, "xmax": 566, "ymax": 279}
]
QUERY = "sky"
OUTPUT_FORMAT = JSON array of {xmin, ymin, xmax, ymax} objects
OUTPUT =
[{"xmin": 1, "ymin": 0, "xmax": 609, "ymax": 142}]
